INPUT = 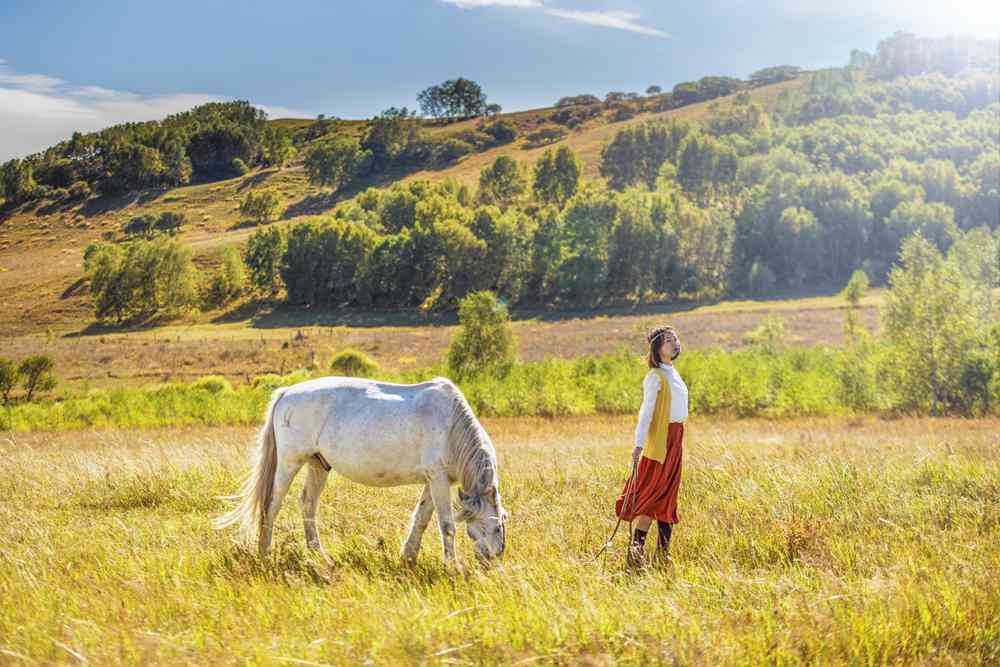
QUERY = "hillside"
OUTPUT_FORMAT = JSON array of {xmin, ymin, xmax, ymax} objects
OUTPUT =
[{"xmin": 0, "ymin": 77, "xmax": 804, "ymax": 336}]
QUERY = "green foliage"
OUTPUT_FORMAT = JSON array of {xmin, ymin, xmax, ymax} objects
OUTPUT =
[
  {"xmin": 304, "ymin": 138, "xmax": 370, "ymax": 191},
  {"xmin": 280, "ymin": 217, "xmax": 377, "ymax": 307},
  {"xmin": 123, "ymin": 211, "xmax": 187, "ymax": 239},
  {"xmin": 204, "ymin": 246, "xmax": 246, "ymax": 308},
  {"xmin": 532, "ymin": 146, "xmax": 581, "ymax": 208},
  {"xmin": 524, "ymin": 127, "xmax": 566, "ymax": 148},
  {"xmin": 0, "ymin": 158, "xmax": 37, "ymax": 204},
  {"xmin": 482, "ymin": 120, "xmax": 517, "ymax": 144},
  {"xmin": 477, "ymin": 156, "xmax": 527, "ymax": 210},
  {"xmin": 361, "ymin": 107, "xmax": 419, "ymax": 172},
  {"xmin": 329, "ymin": 349, "xmax": 379, "ymax": 377},
  {"xmin": 0, "ymin": 358, "xmax": 20, "ymax": 404},
  {"xmin": 417, "ymin": 78, "xmax": 488, "ymax": 119},
  {"xmin": 446, "ymin": 291, "xmax": 516, "ymax": 380},
  {"xmin": 189, "ymin": 375, "xmax": 234, "ymax": 394},
  {"xmin": 83, "ymin": 238, "xmax": 200, "ymax": 323},
  {"xmin": 879, "ymin": 233, "xmax": 995, "ymax": 415},
  {"xmin": 244, "ymin": 226, "xmax": 287, "ymax": 295},
  {"xmin": 18, "ymin": 355, "xmax": 57, "ymax": 402},
  {"xmin": 743, "ymin": 315, "xmax": 787, "ymax": 356},
  {"xmin": 239, "ymin": 188, "xmax": 282, "ymax": 223}
]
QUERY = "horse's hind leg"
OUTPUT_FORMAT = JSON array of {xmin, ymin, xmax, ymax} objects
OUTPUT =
[
  {"xmin": 260, "ymin": 455, "xmax": 305, "ymax": 556},
  {"xmin": 401, "ymin": 483, "xmax": 434, "ymax": 564},
  {"xmin": 300, "ymin": 457, "xmax": 330, "ymax": 553}
]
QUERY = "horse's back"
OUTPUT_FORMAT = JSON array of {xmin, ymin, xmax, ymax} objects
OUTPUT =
[{"xmin": 271, "ymin": 376, "xmax": 459, "ymax": 485}]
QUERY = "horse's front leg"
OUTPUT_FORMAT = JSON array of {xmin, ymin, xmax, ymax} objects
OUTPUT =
[
  {"xmin": 402, "ymin": 483, "xmax": 434, "ymax": 564},
  {"xmin": 428, "ymin": 470, "xmax": 457, "ymax": 565}
]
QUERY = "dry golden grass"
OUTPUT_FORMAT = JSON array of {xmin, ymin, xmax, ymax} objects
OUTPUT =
[
  {"xmin": 2, "ymin": 290, "xmax": 882, "ymax": 394},
  {"xmin": 1, "ymin": 415, "xmax": 997, "ymax": 664}
]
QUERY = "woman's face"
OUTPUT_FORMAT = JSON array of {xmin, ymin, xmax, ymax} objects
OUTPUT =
[{"xmin": 659, "ymin": 330, "xmax": 680, "ymax": 362}]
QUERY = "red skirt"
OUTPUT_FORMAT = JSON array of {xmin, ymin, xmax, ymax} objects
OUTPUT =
[{"xmin": 614, "ymin": 422, "xmax": 684, "ymax": 524}]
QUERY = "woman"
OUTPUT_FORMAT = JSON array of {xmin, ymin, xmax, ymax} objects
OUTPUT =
[{"xmin": 614, "ymin": 325, "xmax": 689, "ymax": 569}]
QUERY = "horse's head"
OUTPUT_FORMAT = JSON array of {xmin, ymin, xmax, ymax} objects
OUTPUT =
[{"xmin": 457, "ymin": 485, "xmax": 507, "ymax": 560}]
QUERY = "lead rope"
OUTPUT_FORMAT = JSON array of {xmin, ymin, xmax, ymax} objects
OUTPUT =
[{"xmin": 594, "ymin": 456, "xmax": 640, "ymax": 571}]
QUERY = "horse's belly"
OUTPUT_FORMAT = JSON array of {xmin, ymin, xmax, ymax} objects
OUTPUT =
[{"xmin": 323, "ymin": 432, "xmax": 429, "ymax": 487}]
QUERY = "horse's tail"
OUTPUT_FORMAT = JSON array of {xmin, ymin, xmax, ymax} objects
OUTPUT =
[{"xmin": 213, "ymin": 387, "xmax": 287, "ymax": 545}]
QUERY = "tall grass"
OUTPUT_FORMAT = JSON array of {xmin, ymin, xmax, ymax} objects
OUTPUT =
[
  {"xmin": 0, "ymin": 344, "xmax": 959, "ymax": 432},
  {"xmin": 0, "ymin": 417, "xmax": 996, "ymax": 664}
]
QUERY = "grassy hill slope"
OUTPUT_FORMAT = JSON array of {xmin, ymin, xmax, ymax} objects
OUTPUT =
[{"xmin": 0, "ymin": 77, "xmax": 805, "ymax": 336}]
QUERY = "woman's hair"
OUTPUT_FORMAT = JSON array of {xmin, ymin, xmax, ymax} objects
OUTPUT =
[{"xmin": 646, "ymin": 326, "xmax": 680, "ymax": 368}]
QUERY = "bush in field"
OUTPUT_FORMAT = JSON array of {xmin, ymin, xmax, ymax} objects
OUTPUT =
[
  {"xmin": 482, "ymin": 120, "xmax": 517, "ymax": 145},
  {"xmin": 18, "ymin": 355, "xmax": 57, "ymax": 402},
  {"xmin": 123, "ymin": 211, "xmax": 187, "ymax": 239},
  {"xmin": 0, "ymin": 358, "xmax": 20, "ymax": 404},
  {"xmin": 190, "ymin": 375, "xmax": 234, "ymax": 394},
  {"xmin": 743, "ymin": 315, "xmax": 787, "ymax": 356},
  {"xmin": 204, "ymin": 246, "xmax": 246, "ymax": 307},
  {"xmin": 329, "ymin": 349, "xmax": 379, "ymax": 377},
  {"xmin": 447, "ymin": 291, "xmax": 516, "ymax": 380},
  {"xmin": 231, "ymin": 158, "xmax": 250, "ymax": 176},
  {"xmin": 239, "ymin": 189, "xmax": 282, "ymax": 223}
]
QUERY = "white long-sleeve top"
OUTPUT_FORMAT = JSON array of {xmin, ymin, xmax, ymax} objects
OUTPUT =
[{"xmin": 633, "ymin": 362, "xmax": 688, "ymax": 449}]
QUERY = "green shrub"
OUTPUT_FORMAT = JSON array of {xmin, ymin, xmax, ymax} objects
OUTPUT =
[
  {"xmin": 0, "ymin": 358, "xmax": 20, "ymax": 404},
  {"xmin": 18, "ymin": 355, "xmax": 57, "ymax": 401},
  {"xmin": 446, "ymin": 291, "xmax": 516, "ymax": 380},
  {"xmin": 329, "ymin": 349, "xmax": 379, "ymax": 377},
  {"xmin": 190, "ymin": 375, "xmax": 234, "ymax": 394},
  {"xmin": 231, "ymin": 158, "xmax": 250, "ymax": 176}
]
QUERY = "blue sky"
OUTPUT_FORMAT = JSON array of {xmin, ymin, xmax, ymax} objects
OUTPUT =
[{"xmin": 1, "ymin": 0, "xmax": 998, "ymax": 160}]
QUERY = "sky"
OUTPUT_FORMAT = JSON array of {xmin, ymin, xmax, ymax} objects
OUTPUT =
[{"xmin": 1, "ymin": 0, "xmax": 998, "ymax": 161}]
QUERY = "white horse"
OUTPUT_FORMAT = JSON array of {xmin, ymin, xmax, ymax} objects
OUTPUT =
[{"xmin": 214, "ymin": 376, "xmax": 507, "ymax": 565}]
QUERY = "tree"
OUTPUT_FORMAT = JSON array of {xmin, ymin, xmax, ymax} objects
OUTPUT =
[
  {"xmin": 418, "ymin": 78, "xmax": 488, "ymax": 120},
  {"xmin": 18, "ymin": 355, "xmax": 57, "ymax": 402},
  {"xmin": 244, "ymin": 226, "xmax": 287, "ymax": 295},
  {"xmin": 880, "ymin": 234, "xmax": 978, "ymax": 414},
  {"xmin": 533, "ymin": 146, "xmax": 581, "ymax": 208},
  {"xmin": 83, "ymin": 238, "xmax": 200, "ymax": 323},
  {"xmin": 748, "ymin": 66, "xmax": 801, "ymax": 87},
  {"xmin": 0, "ymin": 159, "xmax": 37, "ymax": 204},
  {"xmin": 446, "ymin": 291, "xmax": 516, "ymax": 379},
  {"xmin": 840, "ymin": 268, "xmax": 870, "ymax": 339},
  {"xmin": 239, "ymin": 189, "xmax": 282, "ymax": 223},
  {"xmin": 305, "ymin": 138, "xmax": 370, "ymax": 191},
  {"xmin": 205, "ymin": 246, "xmax": 246, "ymax": 307},
  {"xmin": 646, "ymin": 85, "xmax": 663, "ymax": 95},
  {"xmin": 263, "ymin": 126, "xmax": 295, "ymax": 168},
  {"xmin": 0, "ymin": 358, "xmax": 19, "ymax": 404},
  {"xmin": 361, "ymin": 107, "xmax": 418, "ymax": 171},
  {"xmin": 477, "ymin": 156, "xmax": 527, "ymax": 210}
]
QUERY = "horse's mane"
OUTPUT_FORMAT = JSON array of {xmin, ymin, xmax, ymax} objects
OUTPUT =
[{"xmin": 439, "ymin": 378, "xmax": 498, "ymax": 500}]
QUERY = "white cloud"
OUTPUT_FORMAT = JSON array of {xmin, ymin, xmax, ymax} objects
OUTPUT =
[
  {"xmin": 543, "ymin": 9, "xmax": 670, "ymax": 38},
  {"xmin": 0, "ymin": 61, "xmax": 312, "ymax": 162},
  {"xmin": 439, "ymin": 0, "xmax": 670, "ymax": 38},
  {"xmin": 442, "ymin": 0, "xmax": 543, "ymax": 7}
]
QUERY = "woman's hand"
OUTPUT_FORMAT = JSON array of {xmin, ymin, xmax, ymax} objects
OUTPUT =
[{"xmin": 631, "ymin": 446, "xmax": 643, "ymax": 469}]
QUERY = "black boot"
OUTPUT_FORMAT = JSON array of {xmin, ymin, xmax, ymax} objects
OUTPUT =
[
  {"xmin": 655, "ymin": 522, "xmax": 673, "ymax": 565},
  {"xmin": 626, "ymin": 527, "xmax": 647, "ymax": 570}
]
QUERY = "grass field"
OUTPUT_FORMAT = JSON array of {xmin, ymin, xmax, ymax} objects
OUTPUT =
[{"xmin": 2, "ymin": 415, "xmax": 997, "ymax": 664}]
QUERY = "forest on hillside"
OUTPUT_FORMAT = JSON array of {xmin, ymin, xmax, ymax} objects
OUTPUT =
[{"xmin": 5, "ymin": 32, "xmax": 998, "ymax": 321}]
